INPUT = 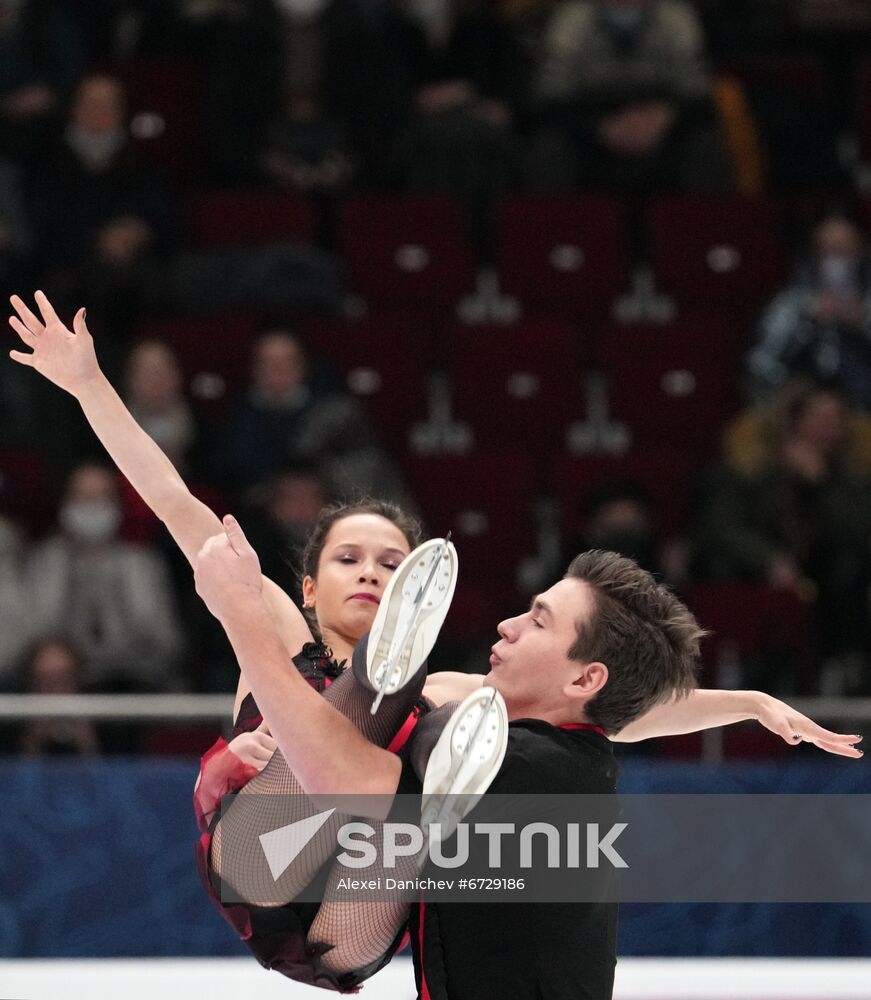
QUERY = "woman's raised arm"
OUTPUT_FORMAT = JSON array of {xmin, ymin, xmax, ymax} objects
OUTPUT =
[{"xmin": 9, "ymin": 291, "xmax": 313, "ymax": 718}]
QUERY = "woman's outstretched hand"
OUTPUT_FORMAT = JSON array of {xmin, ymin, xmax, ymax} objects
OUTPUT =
[{"xmin": 9, "ymin": 290, "xmax": 100, "ymax": 396}]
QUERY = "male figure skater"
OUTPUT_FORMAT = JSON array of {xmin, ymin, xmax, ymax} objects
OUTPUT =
[{"xmin": 194, "ymin": 515, "xmax": 702, "ymax": 999}]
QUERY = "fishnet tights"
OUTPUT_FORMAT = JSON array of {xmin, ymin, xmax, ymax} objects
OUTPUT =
[
  {"xmin": 309, "ymin": 700, "xmax": 460, "ymax": 975},
  {"xmin": 209, "ymin": 642, "xmax": 426, "ymax": 972}
]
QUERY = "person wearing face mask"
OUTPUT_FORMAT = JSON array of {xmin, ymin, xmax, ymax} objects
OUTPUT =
[
  {"xmin": 526, "ymin": 0, "xmax": 732, "ymax": 192},
  {"xmin": 747, "ymin": 212, "xmax": 871, "ymax": 410},
  {"xmin": 561, "ymin": 480, "xmax": 689, "ymax": 594},
  {"xmin": 24, "ymin": 462, "xmax": 184, "ymax": 692}
]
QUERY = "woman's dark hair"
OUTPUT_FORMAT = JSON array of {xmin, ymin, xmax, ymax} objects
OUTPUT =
[{"xmin": 299, "ymin": 498, "xmax": 422, "ymax": 639}]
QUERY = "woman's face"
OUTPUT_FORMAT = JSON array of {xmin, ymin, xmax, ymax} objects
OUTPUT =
[{"xmin": 302, "ymin": 513, "xmax": 411, "ymax": 645}]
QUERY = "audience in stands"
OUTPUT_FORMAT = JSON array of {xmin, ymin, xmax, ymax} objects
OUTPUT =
[
  {"xmin": 123, "ymin": 340, "xmax": 199, "ymax": 475},
  {"xmin": 3, "ymin": 0, "xmax": 871, "ymax": 715},
  {"xmin": 396, "ymin": 0, "xmax": 521, "ymax": 252},
  {"xmin": 693, "ymin": 380, "xmax": 871, "ymax": 692},
  {"xmin": 747, "ymin": 212, "xmax": 871, "ymax": 410},
  {"xmin": 561, "ymin": 479, "xmax": 689, "ymax": 592},
  {"xmin": 219, "ymin": 329, "xmax": 412, "ymax": 507},
  {"xmin": 17, "ymin": 637, "xmax": 99, "ymax": 756},
  {"xmin": 0, "ymin": 511, "xmax": 29, "ymax": 686},
  {"xmin": 526, "ymin": 0, "xmax": 733, "ymax": 192},
  {"xmin": 24, "ymin": 462, "xmax": 184, "ymax": 692},
  {"xmin": 0, "ymin": 0, "xmax": 87, "ymax": 163},
  {"xmin": 258, "ymin": 87, "xmax": 356, "ymax": 196},
  {"xmin": 27, "ymin": 72, "xmax": 177, "ymax": 369}
]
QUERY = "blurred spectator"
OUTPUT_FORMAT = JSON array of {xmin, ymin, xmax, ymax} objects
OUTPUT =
[
  {"xmin": 219, "ymin": 330, "xmax": 413, "ymax": 506},
  {"xmin": 0, "ymin": 0, "xmax": 86, "ymax": 163},
  {"xmin": 693, "ymin": 380, "xmax": 871, "ymax": 690},
  {"xmin": 321, "ymin": 0, "xmax": 428, "ymax": 188},
  {"xmin": 27, "ymin": 71, "xmax": 177, "ymax": 366},
  {"xmin": 24, "ymin": 462, "xmax": 184, "ymax": 691},
  {"xmin": 242, "ymin": 463, "xmax": 327, "ymax": 597},
  {"xmin": 526, "ymin": 0, "xmax": 732, "ymax": 192},
  {"xmin": 123, "ymin": 340, "xmax": 199, "ymax": 474},
  {"xmin": 0, "ymin": 511, "xmax": 30, "ymax": 685},
  {"xmin": 561, "ymin": 480, "xmax": 689, "ymax": 591},
  {"xmin": 18, "ymin": 637, "xmax": 99, "ymax": 756},
  {"xmin": 259, "ymin": 87, "xmax": 356, "ymax": 197},
  {"xmin": 397, "ymin": 0, "xmax": 521, "ymax": 252},
  {"xmin": 747, "ymin": 212, "xmax": 871, "ymax": 410},
  {"xmin": 171, "ymin": 0, "xmax": 283, "ymax": 184}
]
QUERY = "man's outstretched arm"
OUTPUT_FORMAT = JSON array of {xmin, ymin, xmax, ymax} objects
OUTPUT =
[
  {"xmin": 195, "ymin": 515, "xmax": 402, "ymax": 801},
  {"xmin": 613, "ymin": 688, "xmax": 863, "ymax": 758}
]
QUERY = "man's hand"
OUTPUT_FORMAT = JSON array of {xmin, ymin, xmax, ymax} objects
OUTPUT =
[
  {"xmin": 755, "ymin": 694, "xmax": 863, "ymax": 758},
  {"xmin": 9, "ymin": 291, "xmax": 101, "ymax": 396},
  {"xmin": 195, "ymin": 515, "xmax": 264, "ymax": 623}
]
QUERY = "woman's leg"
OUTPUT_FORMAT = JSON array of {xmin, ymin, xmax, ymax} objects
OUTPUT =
[
  {"xmin": 210, "ymin": 635, "xmax": 429, "ymax": 906},
  {"xmin": 211, "ymin": 537, "xmax": 458, "ymax": 907},
  {"xmin": 307, "ymin": 699, "xmax": 458, "ymax": 974},
  {"xmin": 309, "ymin": 692, "xmax": 508, "ymax": 978}
]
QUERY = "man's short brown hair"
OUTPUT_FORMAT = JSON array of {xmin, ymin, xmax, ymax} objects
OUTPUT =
[{"xmin": 565, "ymin": 550, "xmax": 703, "ymax": 735}]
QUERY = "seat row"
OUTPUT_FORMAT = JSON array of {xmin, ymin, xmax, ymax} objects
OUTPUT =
[
  {"xmin": 184, "ymin": 190, "xmax": 817, "ymax": 325},
  {"xmin": 139, "ymin": 312, "xmax": 746, "ymax": 468}
]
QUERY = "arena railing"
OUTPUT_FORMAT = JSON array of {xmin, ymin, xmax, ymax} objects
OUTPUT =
[{"xmin": 1, "ymin": 695, "xmax": 870, "ymax": 762}]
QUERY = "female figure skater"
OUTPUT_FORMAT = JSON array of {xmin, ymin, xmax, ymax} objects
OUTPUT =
[{"xmin": 8, "ymin": 292, "xmax": 863, "ymax": 991}]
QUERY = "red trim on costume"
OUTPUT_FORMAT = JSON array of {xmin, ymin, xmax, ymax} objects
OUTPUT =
[
  {"xmin": 193, "ymin": 736, "xmax": 260, "ymax": 833},
  {"xmin": 387, "ymin": 709, "xmax": 421, "ymax": 754},
  {"xmin": 559, "ymin": 723, "xmax": 607, "ymax": 735}
]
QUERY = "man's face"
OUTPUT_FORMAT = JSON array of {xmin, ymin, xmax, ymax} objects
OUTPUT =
[{"xmin": 487, "ymin": 578, "xmax": 604, "ymax": 721}]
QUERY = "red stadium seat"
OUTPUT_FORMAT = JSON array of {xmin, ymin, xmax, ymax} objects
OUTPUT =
[
  {"xmin": 116, "ymin": 57, "xmax": 203, "ymax": 185},
  {"xmin": 404, "ymin": 450, "xmax": 536, "ymax": 594},
  {"xmin": 689, "ymin": 583, "xmax": 816, "ymax": 692},
  {"xmin": 297, "ymin": 314, "xmax": 433, "ymax": 451},
  {"xmin": 497, "ymin": 196, "xmax": 631, "ymax": 324},
  {"xmin": 445, "ymin": 320, "xmax": 585, "ymax": 461},
  {"xmin": 186, "ymin": 190, "xmax": 316, "ymax": 247},
  {"xmin": 553, "ymin": 448, "xmax": 693, "ymax": 539},
  {"xmin": 0, "ymin": 448, "xmax": 52, "ymax": 535},
  {"xmin": 339, "ymin": 196, "xmax": 477, "ymax": 311},
  {"xmin": 654, "ymin": 582, "xmax": 813, "ymax": 759},
  {"xmin": 646, "ymin": 196, "xmax": 786, "ymax": 318},
  {"xmin": 599, "ymin": 318, "xmax": 744, "ymax": 460}
]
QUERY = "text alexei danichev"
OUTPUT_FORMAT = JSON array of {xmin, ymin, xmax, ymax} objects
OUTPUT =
[{"xmin": 336, "ymin": 877, "xmax": 455, "ymax": 891}]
